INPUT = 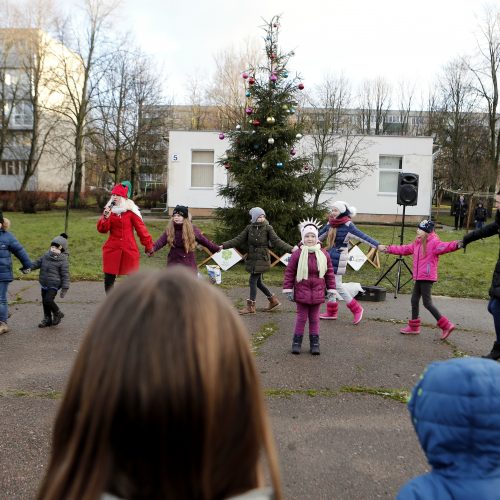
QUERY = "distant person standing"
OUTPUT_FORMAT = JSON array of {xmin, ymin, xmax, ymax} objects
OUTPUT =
[
  {"xmin": 474, "ymin": 201, "xmax": 488, "ymax": 230},
  {"xmin": 453, "ymin": 195, "xmax": 468, "ymax": 230}
]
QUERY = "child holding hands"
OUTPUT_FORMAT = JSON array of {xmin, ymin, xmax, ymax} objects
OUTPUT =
[
  {"xmin": 283, "ymin": 220, "xmax": 336, "ymax": 355},
  {"xmin": 379, "ymin": 220, "xmax": 462, "ymax": 339},
  {"xmin": 148, "ymin": 205, "xmax": 220, "ymax": 272},
  {"xmin": 221, "ymin": 207, "xmax": 293, "ymax": 314},
  {"xmin": 0, "ymin": 212, "xmax": 32, "ymax": 334},
  {"xmin": 30, "ymin": 233, "xmax": 70, "ymax": 328}
]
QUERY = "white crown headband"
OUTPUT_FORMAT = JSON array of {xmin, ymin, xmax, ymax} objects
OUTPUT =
[{"xmin": 299, "ymin": 218, "xmax": 321, "ymax": 232}]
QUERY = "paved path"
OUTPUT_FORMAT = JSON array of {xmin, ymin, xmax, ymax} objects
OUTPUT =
[{"xmin": 0, "ymin": 280, "xmax": 495, "ymax": 499}]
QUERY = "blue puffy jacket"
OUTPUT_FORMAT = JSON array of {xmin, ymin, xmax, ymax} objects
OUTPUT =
[
  {"xmin": 397, "ymin": 357, "xmax": 500, "ymax": 499},
  {"xmin": 318, "ymin": 220, "xmax": 379, "ymax": 275},
  {"xmin": 0, "ymin": 229, "xmax": 32, "ymax": 282}
]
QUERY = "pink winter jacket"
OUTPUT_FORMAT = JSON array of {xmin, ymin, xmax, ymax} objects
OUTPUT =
[
  {"xmin": 283, "ymin": 248, "xmax": 336, "ymax": 304},
  {"xmin": 386, "ymin": 232, "xmax": 459, "ymax": 282}
]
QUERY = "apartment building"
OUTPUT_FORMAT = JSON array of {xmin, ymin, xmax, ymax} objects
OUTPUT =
[{"xmin": 0, "ymin": 29, "xmax": 83, "ymax": 193}]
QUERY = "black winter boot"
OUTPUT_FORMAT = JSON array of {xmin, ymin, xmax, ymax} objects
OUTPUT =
[
  {"xmin": 38, "ymin": 316, "xmax": 52, "ymax": 328},
  {"xmin": 309, "ymin": 335, "xmax": 320, "ymax": 355},
  {"xmin": 482, "ymin": 341, "xmax": 500, "ymax": 361},
  {"xmin": 291, "ymin": 334, "xmax": 303, "ymax": 355},
  {"xmin": 52, "ymin": 310, "xmax": 65, "ymax": 326}
]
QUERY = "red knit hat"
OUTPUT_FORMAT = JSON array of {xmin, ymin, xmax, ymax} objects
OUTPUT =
[{"xmin": 111, "ymin": 184, "xmax": 128, "ymax": 198}]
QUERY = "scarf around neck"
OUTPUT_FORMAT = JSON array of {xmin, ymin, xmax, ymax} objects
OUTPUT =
[
  {"xmin": 296, "ymin": 243, "xmax": 327, "ymax": 282},
  {"xmin": 328, "ymin": 215, "xmax": 351, "ymax": 227},
  {"xmin": 105, "ymin": 197, "xmax": 143, "ymax": 220}
]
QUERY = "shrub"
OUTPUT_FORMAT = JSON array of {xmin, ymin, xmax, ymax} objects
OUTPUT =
[
  {"xmin": 90, "ymin": 188, "xmax": 110, "ymax": 210},
  {"xmin": 135, "ymin": 188, "xmax": 166, "ymax": 209}
]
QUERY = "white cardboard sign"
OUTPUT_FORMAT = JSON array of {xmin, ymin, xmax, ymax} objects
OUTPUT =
[
  {"xmin": 347, "ymin": 245, "xmax": 367, "ymax": 271},
  {"xmin": 280, "ymin": 253, "xmax": 292, "ymax": 266},
  {"xmin": 211, "ymin": 248, "xmax": 243, "ymax": 271}
]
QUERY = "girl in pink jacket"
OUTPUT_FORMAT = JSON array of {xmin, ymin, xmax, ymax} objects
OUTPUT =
[
  {"xmin": 379, "ymin": 220, "xmax": 462, "ymax": 339},
  {"xmin": 283, "ymin": 220, "xmax": 336, "ymax": 355}
]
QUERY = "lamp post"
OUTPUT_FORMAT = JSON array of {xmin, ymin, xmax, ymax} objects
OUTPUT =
[{"xmin": 161, "ymin": 135, "xmax": 169, "ymax": 213}]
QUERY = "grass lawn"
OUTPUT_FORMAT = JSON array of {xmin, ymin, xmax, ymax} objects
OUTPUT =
[{"xmin": 3, "ymin": 209, "xmax": 495, "ymax": 299}]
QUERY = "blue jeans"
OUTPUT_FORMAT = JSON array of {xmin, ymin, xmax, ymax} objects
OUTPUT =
[
  {"xmin": 487, "ymin": 297, "xmax": 500, "ymax": 342},
  {"xmin": 0, "ymin": 281, "xmax": 9, "ymax": 323}
]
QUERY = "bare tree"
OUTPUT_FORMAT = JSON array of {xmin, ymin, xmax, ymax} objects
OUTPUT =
[
  {"xmin": 0, "ymin": 30, "xmax": 24, "ymax": 164},
  {"xmin": 206, "ymin": 39, "xmax": 263, "ymax": 130},
  {"xmin": 185, "ymin": 72, "xmax": 209, "ymax": 130},
  {"xmin": 432, "ymin": 58, "xmax": 491, "ymax": 219},
  {"xmin": 49, "ymin": 0, "xmax": 119, "ymax": 207},
  {"xmin": 0, "ymin": 0, "xmax": 64, "ymax": 197},
  {"xmin": 356, "ymin": 77, "xmax": 391, "ymax": 135},
  {"xmin": 469, "ymin": 4, "xmax": 500, "ymax": 190},
  {"xmin": 306, "ymin": 74, "xmax": 375, "ymax": 208},
  {"xmin": 90, "ymin": 43, "xmax": 166, "ymax": 193},
  {"xmin": 397, "ymin": 79, "xmax": 416, "ymax": 135}
]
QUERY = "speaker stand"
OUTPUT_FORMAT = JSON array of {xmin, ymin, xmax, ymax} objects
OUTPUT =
[{"xmin": 375, "ymin": 205, "xmax": 413, "ymax": 298}]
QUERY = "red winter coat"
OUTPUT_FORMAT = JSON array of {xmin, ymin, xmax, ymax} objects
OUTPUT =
[
  {"xmin": 283, "ymin": 248, "xmax": 336, "ymax": 304},
  {"xmin": 386, "ymin": 232, "xmax": 459, "ymax": 282},
  {"xmin": 97, "ymin": 211, "xmax": 153, "ymax": 275}
]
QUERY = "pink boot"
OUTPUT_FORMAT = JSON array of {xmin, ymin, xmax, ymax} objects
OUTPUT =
[
  {"xmin": 437, "ymin": 316, "xmax": 455, "ymax": 340},
  {"xmin": 346, "ymin": 299, "xmax": 363, "ymax": 325},
  {"xmin": 320, "ymin": 302, "xmax": 338, "ymax": 320},
  {"xmin": 400, "ymin": 318, "xmax": 421, "ymax": 335}
]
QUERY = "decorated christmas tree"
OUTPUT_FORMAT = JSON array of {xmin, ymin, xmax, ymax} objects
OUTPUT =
[{"xmin": 216, "ymin": 16, "xmax": 323, "ymax": 244}]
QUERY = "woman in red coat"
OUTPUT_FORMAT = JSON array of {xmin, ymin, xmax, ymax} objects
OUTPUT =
[{"xmin": 97, "ymin": 183, "xmax": 154, "ymax": 293}]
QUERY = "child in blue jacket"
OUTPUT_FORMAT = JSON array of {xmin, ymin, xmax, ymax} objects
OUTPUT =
[
  {"xmin": 398, "ymin": 357, "xmax": 500, "ymax": 499},
  {"xmin": 318, "ymin": 201, "xmax": 382, "ymax": 324},
  {"xmin": 0, "ymin": 212, "xmax": 32, "ymax": 334}
]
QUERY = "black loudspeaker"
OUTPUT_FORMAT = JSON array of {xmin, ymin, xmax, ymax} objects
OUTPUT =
[{"xmin": 397, "ymin": 172, "xmax": 419, "ymax": 206}]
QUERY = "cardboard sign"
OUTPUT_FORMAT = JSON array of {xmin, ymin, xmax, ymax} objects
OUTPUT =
[
  {"xmin": 206, "ymin": 265, "xmax": 222, "ymax": 284},
  {"xmin": 280, "ymin": 253, "xmax": 292, "ymax": 266},
  {"xmin": 211, "ymin": 248, "xmax": 243, "ymax": 271},
  {"xmin": 347, "ymin": 245, "xmax": 367, "ymax": 271}
]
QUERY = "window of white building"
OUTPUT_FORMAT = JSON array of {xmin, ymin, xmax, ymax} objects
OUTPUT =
[
  {"xmin": 191, "ymin": 150, "xmax": 214, "ymax": 188},
  {"xmin": 378, "ymin": 155, "xmax": 402, "ymax": 193},
  {"xmin": 0, "ymin": 160, "xmax": 26, "ymax": 176},
  {"xmin": 11, "ymin": 101, "xmax": 33, "ymax": 128}
]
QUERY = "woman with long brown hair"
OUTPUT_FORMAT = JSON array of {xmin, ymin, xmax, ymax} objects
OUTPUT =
[{"xmin": 37, "ymin": 267, "xmax": 282, "ymax": 500}]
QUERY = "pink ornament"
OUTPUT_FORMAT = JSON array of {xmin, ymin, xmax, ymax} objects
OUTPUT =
[
  {"xmin": 298, "ymin": 83, "xmax": 305, "ymax": 90},
  {"xmin": 248, "ymin": 77, "xmax": 255, "ymax": 85},
  {"xmin": 245, "ymin": 107, "xmax": 253, "ymax": 115},
  {"xmin": 218, "ymin": 133, "xmax": 225, "ymax": 140},
  {"xmin": 242, "ymin": 72, "xmax": 249, "ymax": 79},
  {"xmin": 290, "ymin": 148, "xmax": 297, "ymax": 156},
  {"xmin": 270, "ymin": 74, "xmax": 278, "ymax": 82},
  {"xmin": 252, "ymin": 119, "xmax": 261, "ymax": 126}
]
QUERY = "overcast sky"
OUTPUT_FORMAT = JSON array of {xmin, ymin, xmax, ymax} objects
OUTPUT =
[{"xmin": 116, "ymin": 0, "xmax": 498, "ymax": 106}]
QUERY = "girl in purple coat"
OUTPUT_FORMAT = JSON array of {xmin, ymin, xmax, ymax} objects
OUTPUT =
[
  {"xmin": 148, "ymin": 205, "xmax": 220, "ymax": 272},
  {"xmin": 283, "ymin": 220, "xmax": 336, "ymax": 355},
  {"xmin": 379, "ymin": 219, "xmax": 462, "ymax": 339}
]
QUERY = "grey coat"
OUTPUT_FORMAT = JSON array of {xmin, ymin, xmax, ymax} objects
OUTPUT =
[
  {"xmin": 31, "ymin": 251, "xmax": 70, "ymax": 290},
  {"xmin": 222, "ymin": 222, "xmax": 292, "ymax": 273}
]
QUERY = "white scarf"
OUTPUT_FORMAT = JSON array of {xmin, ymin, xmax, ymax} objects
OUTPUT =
[
  {"xmin": 296, "ymin": 243, "xmax": 327, "ymax": 282},
  {"xmin": 105, "ymin": 197, "xmax": 143, "ymax": 220}
]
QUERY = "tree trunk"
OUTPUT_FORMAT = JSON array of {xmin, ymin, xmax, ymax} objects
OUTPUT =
[{"xmin": 73, "ymin": 131, "xmax": 84, "ymax": 208}]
